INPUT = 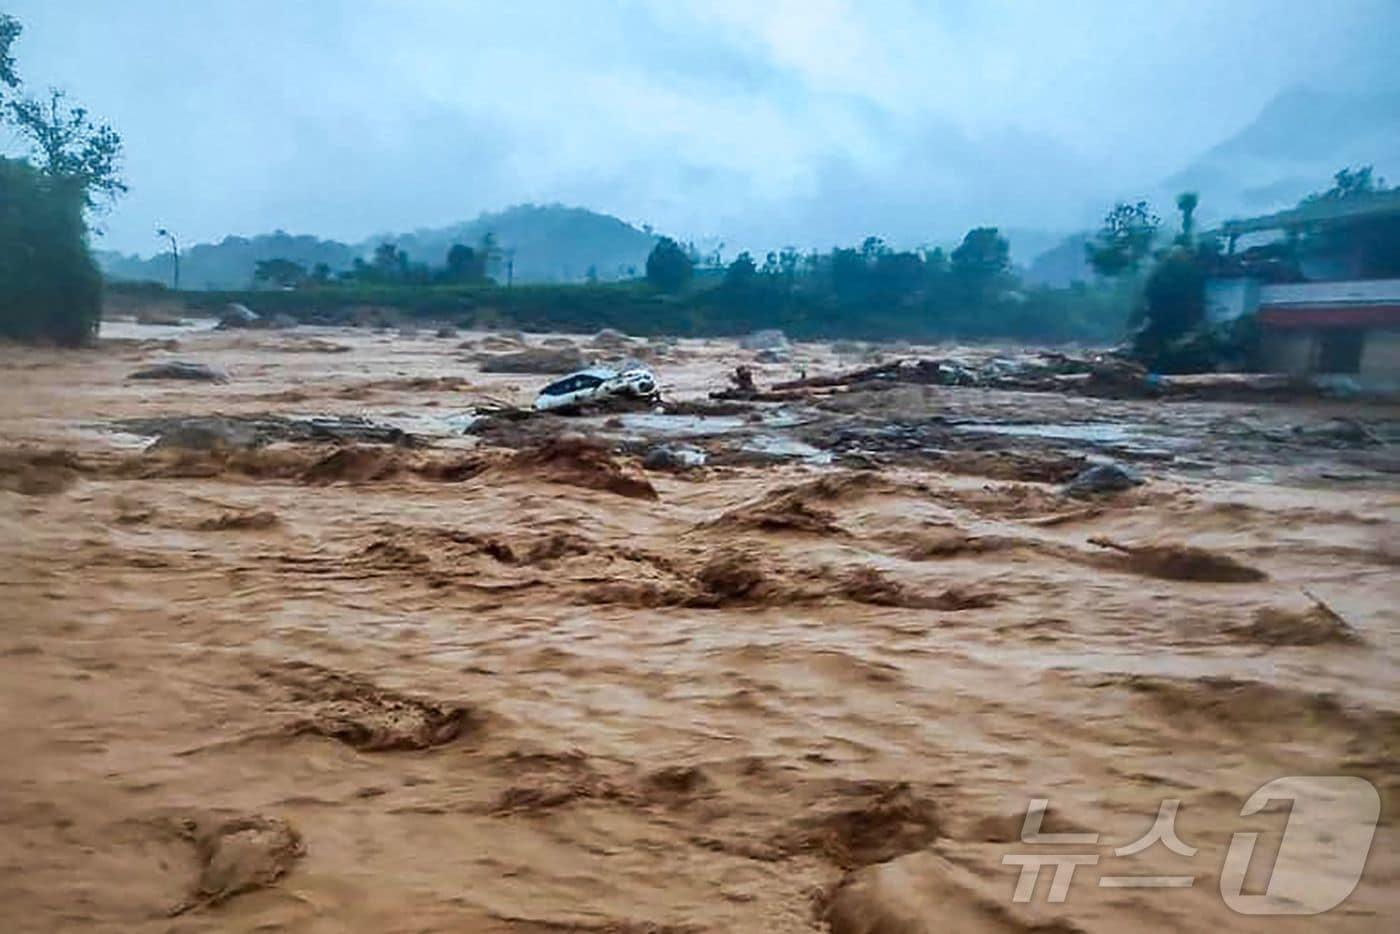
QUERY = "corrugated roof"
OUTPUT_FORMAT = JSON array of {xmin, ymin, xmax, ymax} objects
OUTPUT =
[{"xmin": 1216, "ymin": 190, "xmax": 1400, "ymax": 237}]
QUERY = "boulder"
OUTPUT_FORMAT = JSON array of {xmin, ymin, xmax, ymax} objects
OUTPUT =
[
  {"xmin": 128, "ymin": 361, "xmax": 228, "ymax": 383},
  {"xmin": 478, "ymin": 333, "xmax": 527, "ymax": 352},
  {"xmin": 1063, "ymin": 462, "xmax": 1144, "ymax": 497},
  {"xmin": 1292, "ymin": 418, "xmax": 1380, "ymax": 447},
  {"xmin": 147, "ymin": 419, "xmax": 260, "ymax": 451},
  {"xmin": 216, "ymin": 303, "xmax": 260, "ymax": 329},
  {"xmin": 643, "ymin": 445, "xmax": 707, "ymax": 472}
]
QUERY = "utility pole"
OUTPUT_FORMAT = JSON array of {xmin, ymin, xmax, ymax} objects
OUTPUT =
[
  {"xmin": 505, "ymin": 248, "xmax": 516, "ymax": 289},
  {"xmin": 156, "ymin": 227, "xmax": 180, "ymax": 291}
]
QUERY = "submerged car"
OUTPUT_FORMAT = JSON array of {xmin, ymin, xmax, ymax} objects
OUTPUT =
[{"xmin": 533, "ymin": 365, "xmax": 658, "ymax": 412}]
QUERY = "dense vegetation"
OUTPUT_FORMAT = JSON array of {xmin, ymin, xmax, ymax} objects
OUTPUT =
[
  {"xmin": 0, "ymin": 13, "xmax": 121, "ymax": 346},
  {"xmin": 157, "ymin": 222, "xmax": 1134, "ymax": 344},
  {"xmin": 0, "ymin": 158, "xmax": 103, "ymax": 344}
]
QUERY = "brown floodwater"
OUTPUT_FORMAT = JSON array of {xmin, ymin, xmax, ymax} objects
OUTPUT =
[{"xmin": 0, "ymin": 322, "xmax": 1396, "ymax": 932}]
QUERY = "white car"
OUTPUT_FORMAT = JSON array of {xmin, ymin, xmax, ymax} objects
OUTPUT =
[{"xmin": 533, "ymin": 365, "xmax": 658, "ymax": 412}]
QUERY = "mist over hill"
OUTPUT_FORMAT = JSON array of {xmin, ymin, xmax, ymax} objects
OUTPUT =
[
  {"xmin": 96, "ymin": 232, "xmax": 358, "ymax": 291},
  {"xmin": 97, "ymin": 204, "xmax": 657, "ymax": 289},
  {"xmin": 95, "ymin": 86, "xmax": 1397, "ymax": 293},
  {"xmin": 375, "ymin": 204, "xmax": 657, "ymax": 284},
  {"xmin": 1160, "ymin": 86, "xmax": 1400, "ymax": 226},
  {"xmin": 1022, "ymin": 85, "xmax": 1400, "ymax": 283}
]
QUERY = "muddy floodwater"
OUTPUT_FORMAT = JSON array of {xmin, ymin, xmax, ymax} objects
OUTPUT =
[{"xmin": 1, "ymin": 322, "xmax": 1397, "ymax": 932}]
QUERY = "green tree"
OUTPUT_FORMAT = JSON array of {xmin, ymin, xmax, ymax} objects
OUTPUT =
[
  {"xmin": 724, "ymin": 251, "xmax": 757, "ymax": 288},
  {"xmin": 1297, "ymin": 166, "xmax": 1399, "ymax": 277},
  {"xmin": 444, "ymin": 243, "xmax": 485, "ymax": 282},
  {"xmin": 1175, "ymin": 191, "xmax": 1198, "ymax": 244},
  {"xmin": 645, "ymin": 236, "xmax": 693, "ymax": 292},
  {"xmin": 0, "ymin": 158, "xmax": 102, "ymax": 345},
  {"xmin": 370, "ymin": 242, "xmax": 407, "ymax": 280},
  {"xmin": 1306, "ymin": 165, "xmax": 1382, "ymax": 202},
  {"xmin": 0, "ymin": 13, "xmax": 20, "ymax": 93},
  {"xmin": 1086, "ymin": 201, "xmax": 1159, "ymax": 277},
  {"xmin": 7, "ymin": 88, "xmax": 126, "ymax": 210},
  {"xmin": 253, "ymin": 258, "xmax": 308, "ymax": 288},
  {"xmin": 873, "ymin": 250, "xmax": 925, "ymax": 301},
  {"xmin": 1131, "ymin": 246, "xmax": 1210, "ymax": 372},
  {"xmin": 860, "ymin": 236, "xmax": 889, "ymax": 260},
  {"xmin": 0, "ymin": 15, "xmax": 115, "ymax": 346},
  {"xmin": 950, "ymin": 227, "xmax": 1011, "ymax": 300}
]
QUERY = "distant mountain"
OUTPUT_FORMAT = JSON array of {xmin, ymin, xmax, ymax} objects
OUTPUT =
[
  {"xmin": 97, "ymin": 232, "xmax": 358, "ymax": 290},
  {"xmin": 1022, "ymin": 233, "xmax": 1092, "ymax": 288},
  {"xmin": 97, "ymin": 204, "xmax": 659, "ymax": 289},
  {"xmin": 1162, "ymin": 86, "xmax": 1400, "ymax": 224},
  {"xmin": 371, "ymin": 204, "xmax": 658, "ymax": 283},
  {"xmin": 1022, "ymin": 86, "xmax": 1400, "ymax": 282},
  {"xmin": 999, "ymin": 228, "xmax": 1073, "ymax": 269}
]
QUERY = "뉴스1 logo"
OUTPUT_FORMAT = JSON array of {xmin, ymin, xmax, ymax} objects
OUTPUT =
[{"xmin": 1001, "ymin": 775, "xmax": 1379, "ymax": 915}]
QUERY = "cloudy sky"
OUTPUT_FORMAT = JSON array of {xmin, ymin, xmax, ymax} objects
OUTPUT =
[{"xmin": 4, "ymin": 0, "xmax": 1398, "ymax": 255}]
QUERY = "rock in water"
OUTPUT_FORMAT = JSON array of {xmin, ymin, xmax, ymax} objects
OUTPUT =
[
  {"xmin": 217, "ymin": 303, "xmax": 260, "ymax": 329},
  {"xmin": 643, "ymin": 445, "xmax": 707, "ymax": 471},
  {"xmin": 177, "ymin": 814, "xmax": 304, "ymax": 910},
  {"xmin": 478, "ymin": 332, "xmax": 526, "ymax": 351},
  {"xmin": 739, "ymin": 329, "xmax": 789, "ymax": 351},
  {"xmin": 128, "ymin": 361, "xmax": 228, "ymax": 382},
  {"xmin": 147, "ymin": 419, "xmax": 260, "ymax": 451},
  {"xmin": 1063, "ymin": 462, "xmax": 1143, "ymax": 497},
  {"xmin": 1292, "ymin": 418, "xmax": 1379, "ymax": 447}
]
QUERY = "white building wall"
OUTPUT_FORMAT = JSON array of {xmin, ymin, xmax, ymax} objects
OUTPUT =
[{"xmin": 1259, "ymin": 279, "xmax": 1400, "ymax": 307}]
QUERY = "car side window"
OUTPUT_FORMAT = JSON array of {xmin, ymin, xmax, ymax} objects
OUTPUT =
[
  {"xmin": 542, "ymin": 373, "xmax": 606, "ymax": 396},
  {"xmin": 542, "ymin": 376, "xmax": 577, "ymax": 396}
]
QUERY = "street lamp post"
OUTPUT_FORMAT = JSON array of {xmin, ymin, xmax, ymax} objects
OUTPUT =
[{"xmin": 156, "ymin": 227, "xmax": 180, "ymax": 291}]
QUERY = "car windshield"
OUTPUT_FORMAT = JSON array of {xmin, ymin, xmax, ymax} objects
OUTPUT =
[{"xmin": 541, "ymin": 373, "xmax": 604, "ymax": 396}]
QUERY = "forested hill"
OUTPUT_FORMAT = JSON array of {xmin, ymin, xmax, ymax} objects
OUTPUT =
[
  {"xmin": 96, "ymin": 232, "xmax": 358, "ymax": 291},
  {"xmin": 376, "ymin": 204, "xmax": 658, "ymax": 284},
  {"xmin": 96, "ymin": 204, "xmax": 658, "ymax": 289}
]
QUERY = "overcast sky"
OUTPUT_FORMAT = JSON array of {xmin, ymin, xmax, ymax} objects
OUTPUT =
[{"xmin": 4, "ymin": 0, "xmax": 1398, "ymax": 255}]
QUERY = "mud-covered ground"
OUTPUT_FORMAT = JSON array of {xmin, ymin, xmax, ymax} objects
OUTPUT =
[{"xmin": 1, "ymin": 320, "xmax": 1397, "ymax": 933}]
